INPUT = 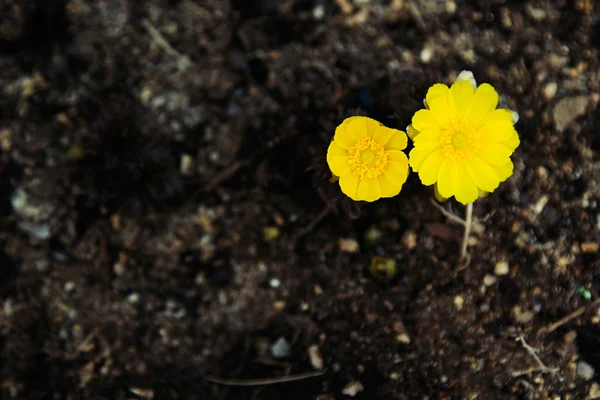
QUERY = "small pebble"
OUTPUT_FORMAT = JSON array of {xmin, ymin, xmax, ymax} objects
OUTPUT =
[
  {"xmin": 512, "ymin": 306, "xmax": 535, "ymax": 323},
  {"xmin": 270, "ymin": 337, "xmax": 291, "ymax": 359},
  {"xmin": 180, "ymin": 154, "xmax": 194, "ymax": 176},
  {"xmin": 577, "ymin": 360, "xmax": 595, "ymax": 380},
  {"xmin": 543, "ymin": 82, "xmax": 557, "ymax": 100},
  {"xmin": 396, "ymin": 333, "xmax": 411, "ymax": 344},
  {"xmin": 454, "ymin": 295, "xmax": 464, "ymax": 310},
  {"xmin": 338, "ymin": 238, "xmax": 359, "ymax": 253},
  {"xmin": 483, "ymin": 274, "xmax": 497, "ymax": 286},
  {"xmin": 590, "ymin": 382, "xmax": 600, "ymax": 399},
  {"xmin": 420, "ymin": 46, "xmax": 434, "ymax": 64},
  {"xmin": 269, "ymin": 278, "xmax": 281, "ymax": 288},
  {"xmin": 308, "ymin": 345, "xmax": 324, "ymax": 370},
  {"xmin": 581, "ymin": 242, "xmax": 599, "ymax": 253},
  {"xmin": 127, "ymin": 292, "xmax": 140, "ymax": 303},
  {"xmin": 64, "ymin": 281, "xmax": 76, "ymax": 293},
  {"xmin": 553, "ymin": 96, "xmax": 589, "ymax": 132},
  {"xmin": 342, "ymin": 380, "xmax": 364, "ymax": 397},
  {"xmin": 313, "ymin": 4, "xmax": 325, "ymax": 19},
  {"xmin": 402, "ymin": 230, "xmax": 417, "ymax": 249}
]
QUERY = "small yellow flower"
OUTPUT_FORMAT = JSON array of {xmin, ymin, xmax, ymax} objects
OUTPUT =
[
  {"xmin": 327, "ymin": 116, "xmax": 409, "ymax": 202},
  {"xmin": 408, "ymin": 72, "xmax": 520, "ymax": 205}
]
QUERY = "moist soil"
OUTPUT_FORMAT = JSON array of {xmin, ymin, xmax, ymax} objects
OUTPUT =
[{"xmin": 1, "ymin": 1, "xmax": 600, "ymax": 399}]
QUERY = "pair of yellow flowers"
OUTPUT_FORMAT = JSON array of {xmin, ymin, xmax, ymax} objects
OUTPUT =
[{"xmin": 326, "ymin": 72, "xmax": 520, "ymax": 205}]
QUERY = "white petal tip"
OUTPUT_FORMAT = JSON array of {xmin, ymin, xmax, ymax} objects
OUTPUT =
[{"xmin": 456, "ymin": 70, "xmax": 477, "ymax": 90}]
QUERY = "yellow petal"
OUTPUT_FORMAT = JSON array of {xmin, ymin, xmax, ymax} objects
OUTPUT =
[
  {"xmin": 378, "ymin": 173, "xmax": 402, "ymax": 198},
  {"xmin": 385, "ymin": 130, "xmax": 408, "ymax": 150},
  {"xmin": 465, "ymin": 83, "xmax": 499, "ymax": 126},
  {"xmin": 372, "ymin": 125, "xmax": 396, "ymax": 145},
  {"xmin": 478, "ymin": 108, "xmax": 513, "ymax": 127},
  {"xmin": 413, "ymin": 130, "xmax": 441, "ymax": 149},
  {"xmin": 339, "ymin": 173, "xmax": 360, "ymax": 200},
  {"xmin": 418, "ymin": 149, "xmax": 444, "ymax": 186},
  {"xmin": 364, "ymin": 117, "xmax": 382, "ymax": 137},
  {"xmin": 412, "ymin": 109, "xmax": 441, "ymax": 132},
  {"xmin": 436, "ymin": 158, "xmax": 458, "ymax": 199},
  {"xmin": 454, "ymin": 165, "xmax": 479, "ymax": 205},
  {"xmin": 345, "ymin": 117, "xmax": 375, "ymax": 142},
  {"xmin": 386, "ymin": 149, "xmax": 408, "ymax": 163},
  {"xmin": 491, "ymin": 161, "xmax": 514, "ymax": 182},
  {"xmin": 409, "ymin": 147, "xmax": 438, "ymax": 171},
  {"xmin": 387, "ymin": 160, "xmax": 409, "ymax": 181},
  {"xmin": 479, "ymin": 121, "xmax": 516, "ymax": 142},
  {"xmin": 407, "ymin": 124, "xmax": 420, "ymax": 140},
  {"xmin": 502, "ymin": 132, "xmax": 520, "ymax": 152},
  {"xmin": 333, "ymin": 122, "xmax": 354, "ymax": 149},
  {"xmin": 425, "ymin": 83, "xmax": 450, "ymax": 106},
  {"xmin": 428, "ymin": 95, "xmax": 454, "ymax": 126},
  {"xmin": 433, "ymin": 183, "xmax": 449, "ymax": 202},
  {"xmin": 449, "ymin": 80, "xmax": 475, "ymax": 118},
  {"xmin": 328, "ymin": 155, "xmax": 351, "ymax": 176},
  {"xmin": 479, "ymin": 142, "xmax": 513, "ymax": 165},
  {"xmin": 327, "ymin": 141, "xmax": 347, "ymax": 164},
  {"xmin": 465, "ymin": 156, "xmax": 500, "ymax": 193},
  {"xmin": 357, "ymin": 178, "xmax": 382, "ymax": 202}
]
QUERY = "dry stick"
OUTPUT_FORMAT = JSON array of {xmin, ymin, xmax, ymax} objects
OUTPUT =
[
  {"xmin": 296, "ymin": 206, "xmax": 330, "ymax": 238},
  {"xmin": 516, "ymin": 336, "xmax": 558, "ymax": 375},
  {"xmin": 430, "ymin": 199, "xmax": 466, "ymax": 226},
  {"xmin": 460, "ymin": 202, "xmax": 473, "ymax": 262},
  {"xmin": 204, "ymin": 370, "xmax": 326, "ymax": 386},
  {"xmin": 538, "ymin": 299, "xmax": 600, "ymax": 335},
  {"xmin": 141, "ymin": 19, "xmax": 193, "ymax": 70}
]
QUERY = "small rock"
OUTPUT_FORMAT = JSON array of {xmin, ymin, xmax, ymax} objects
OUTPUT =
[
  {"xmin": 64, "ymin": 281, "xmax": 76, "ymax": 293},
  {"xmin": 526, "ymin": 5, "xmax": 546, "ymax": 21},
  {"xmin": 396, "ymin": 333, "xmax": 411, "ymax": 344},
  {"xmin": 581, "ymin": 242, "xmax": 599, "ymax": 253},
  {"xmin": 483, "ymin": 275, "xmax": 497, "ymax": 286},
  {"xmin": 577, "ymin": 361, "xmax": 595, "ymax": 380},
  {"xmin": 364, "ymin": 225, "xmax": 383, "ymax": 244},
  {"xmin": 127, "ymin": 292, "xmax": 140, "ymax": 304},
  {"xmin": 270, "ymin": 337, "xmax": 291, "ymax": 359},
  {"xmin": 553, "ymin": 96, "xmax": 589, "ymax": 132},
  {"xmin": 543, "ymin": 82, "xmax": 558, "ymax": 100},
  {"xmin": 338, "ymin": 238, "xmax": 359, "ymax": 253},
  {"xmin": 308, "ymin": 345, "xmax": 324, "ymax": 370},
  {"xmin": 512, "ymin": 306, "xmax": 535, "ymax": 323},
  {"xmin": 313, "ymin": 4, "xmax": 325, "ymax": 19},
  {"xmin": 129, "ymin": 387, "xmax": 154, "ymax": 399},
  {"xmin": 454, "ymin": 295, "xmax": 464, "ymax": 310},
  {"xmin": 269, "ymin": 278, "xmax": 281, "ymax": 288},
  {"xmin": 445, "ymin": 0, "xmax": 457, "ymax": 14},
  {"xmin": 495, "ymin": 261, "xmax": 510, "ymax": 276},
  {"xmin": 402, "ymin": 230, "xmax": 417, "ymax": 249},
  {"xmin": 420, "ymin": 45, "xmax": 434, "ymax": 64},
  {"xmin": 180, "ymin": 154, "xmax": 194, "ymax": 176},
  {"xmin": 342, "ymin": 380, "xmax": 364, "ymax": 397},
  {"xmin": 590, "ymin": 382, "xmax": 600, "ymax": 399},
  {"xmin": 263, "ymin": 226, "xmax": 280, "ymax": 242}
]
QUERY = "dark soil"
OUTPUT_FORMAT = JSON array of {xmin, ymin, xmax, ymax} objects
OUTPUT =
[{"xmin": 1, "ymin": 1, "xmax": 600, "ymax": 399}]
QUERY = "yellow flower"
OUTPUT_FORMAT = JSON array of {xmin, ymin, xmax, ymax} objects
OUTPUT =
[
  {"xmin": 327, "ymin": 116, "xmax": 409, "ymax": 202},
  {"xmin": 408, "ymin": 72, "xmax": 520, "ymax": 205}
]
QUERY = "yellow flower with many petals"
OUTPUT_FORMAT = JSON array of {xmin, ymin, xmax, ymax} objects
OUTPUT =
[
  {"xmin": 327, "ymin": 116, "xmax": 409, "ymax": 202},
  {"xmin": 408, "ymin": 72, "xmax": 520, "ymax": 205}
]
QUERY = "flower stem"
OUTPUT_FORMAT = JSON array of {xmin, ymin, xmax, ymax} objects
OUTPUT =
[{"xmin": 460, "ymin": 202, "xmax": 473, "ymax": 262}]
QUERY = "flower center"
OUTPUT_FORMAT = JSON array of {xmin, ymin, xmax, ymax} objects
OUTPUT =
[
  {"xmin": 348, "ymin": 137, "xmax": 388, "ymax": 179},
  {"xmin": 440, "ymin": 120, "xmax": 481, "ymax": 164}
]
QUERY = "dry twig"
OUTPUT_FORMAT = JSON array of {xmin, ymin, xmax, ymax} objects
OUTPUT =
[
  {"xmin": 205, "ymin": 370, "xmax": 326, "ymax": 386},
  {"xmin": 538, "ymin": 299, "xmax": 600, "ymax": 335}
]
